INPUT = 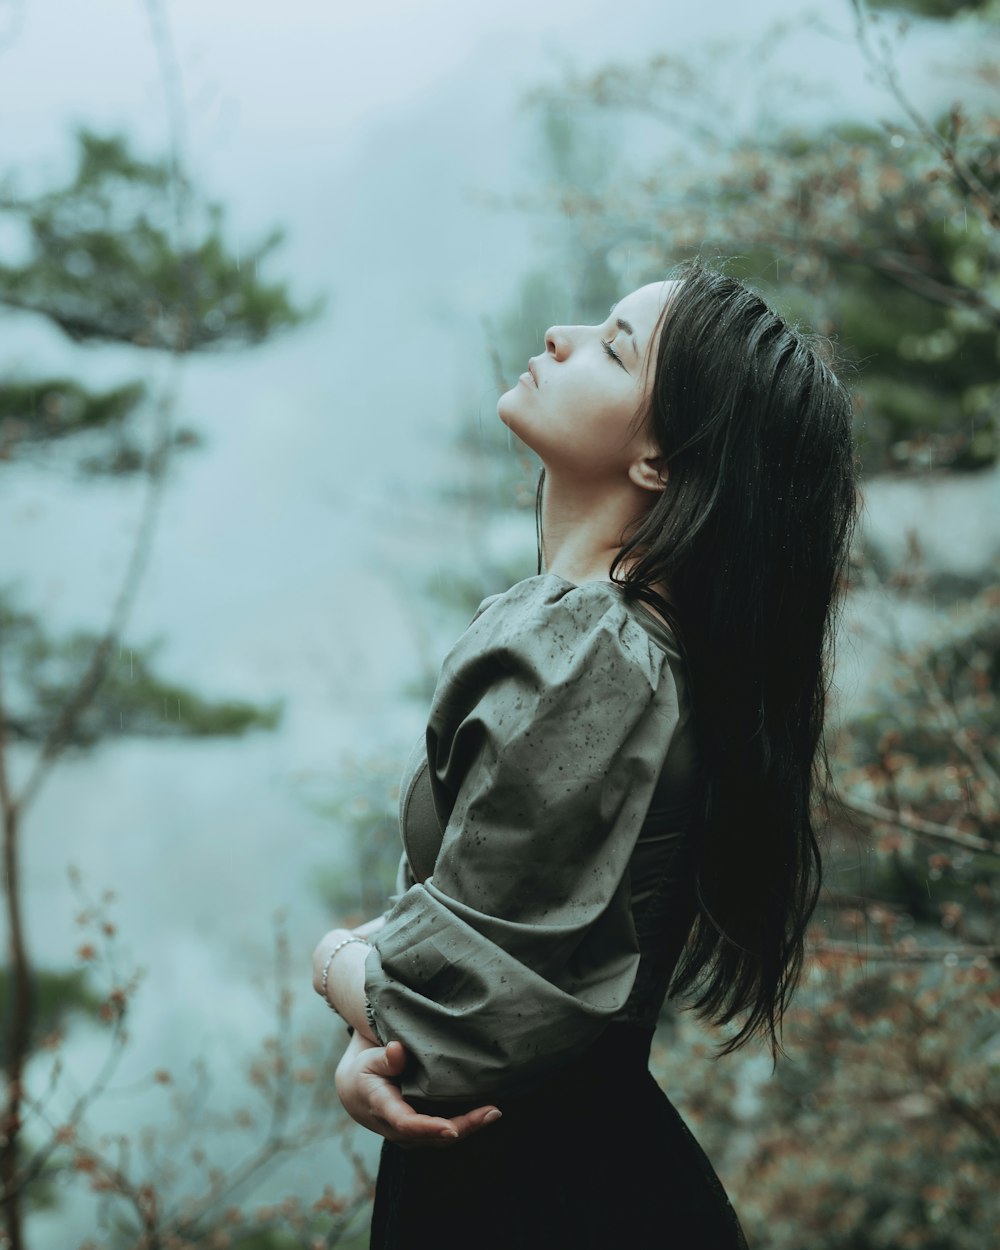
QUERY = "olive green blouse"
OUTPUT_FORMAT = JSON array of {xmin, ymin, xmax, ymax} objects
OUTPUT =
[{"xmin": 363, "ymin": 574, "xmax": 699, "ymax": 1103}]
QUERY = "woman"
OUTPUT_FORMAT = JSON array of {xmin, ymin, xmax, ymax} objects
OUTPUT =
[{"xmin": 311, "ymin": 258, "xmax": 857, "ymax": 1248}]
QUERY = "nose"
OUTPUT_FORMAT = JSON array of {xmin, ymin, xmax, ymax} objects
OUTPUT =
[{"xmin": 544, "ymin": 326, "xmax": 571, "ymax": 359}]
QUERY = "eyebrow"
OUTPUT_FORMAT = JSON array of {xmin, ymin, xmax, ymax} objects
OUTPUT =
[{"xmin": 608, "ymin": 302, "xmax": 639, "ymax": 360}]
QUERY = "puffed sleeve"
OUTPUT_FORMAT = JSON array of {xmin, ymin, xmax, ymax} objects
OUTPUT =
[
  {"xmin": 381, "ymin": 850, "xmax": 417, "ymax": 916},
  {"xmin": 363, "ymin": 577, "xmax": 682, "ymax": 1102}
]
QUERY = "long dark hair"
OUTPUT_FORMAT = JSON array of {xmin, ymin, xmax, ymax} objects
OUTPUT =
[{"xmin": 609, "ymin": 258, "xmax": 859, "ymax": 1060}]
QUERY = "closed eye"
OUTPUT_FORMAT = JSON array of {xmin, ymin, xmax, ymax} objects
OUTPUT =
[{"xmin": 602, "ymin": 339, "xmax": 627, "ymax": 371}]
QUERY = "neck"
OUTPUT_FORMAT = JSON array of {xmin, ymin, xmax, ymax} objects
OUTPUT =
[{"xmin": 539, "ymin": 468, "xmax": 650, "ymax": 586}]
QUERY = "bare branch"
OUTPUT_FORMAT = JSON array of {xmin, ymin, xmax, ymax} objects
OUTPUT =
[
  {"xmin": 837, "ymin": 793, "xmax": 998, "ymax": 857},
  {"xmin": 0, "ymin": 1007, "xmax": 131, "ymax": 1204},
  {"xmin": 810, "ymin": 937, "xmax": 1000, "ymax": 961}
]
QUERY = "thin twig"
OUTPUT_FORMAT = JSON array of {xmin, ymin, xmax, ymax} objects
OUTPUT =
[
  {"xmin": 810, "ymin": 937, "xmax": 999, "ymax": 961},
  {"xmin": 903, "ymin": 998, "xmax": 1000, "ymax": 1152},
  {"xmin": 911, "ymin": 660, "xmax": 1000, "ymax": 820},
  {"xmin": 837, "ymin": 793, "xmax": 997, "ymax": 856},
  {"xmin": 0, "ymin": 1010, "xmax": 131, "ymax": 1204}
]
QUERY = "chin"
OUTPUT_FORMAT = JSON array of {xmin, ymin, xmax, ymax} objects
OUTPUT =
[
  {"xmin": 496, "ymin": 392, "xmax": 517, "ymax": 429},
  {"xmin": 496, "ymin": 391, "xmax": 542, "ymax": 454}
]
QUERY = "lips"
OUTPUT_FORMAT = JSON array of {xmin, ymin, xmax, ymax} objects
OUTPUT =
[{"xmin": 527, "ymin": 360, "xmax": 538, "ymax": 386}]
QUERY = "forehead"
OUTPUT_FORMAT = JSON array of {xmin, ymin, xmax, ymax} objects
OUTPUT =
[{"xmin": 612, "ymin": 280, "xmax": 678, "ymax": 336}]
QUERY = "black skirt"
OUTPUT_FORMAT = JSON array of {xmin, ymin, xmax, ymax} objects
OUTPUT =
[{"xmin": 370, "ymin": 1023, "xmax": 749, "ymax": 1250}]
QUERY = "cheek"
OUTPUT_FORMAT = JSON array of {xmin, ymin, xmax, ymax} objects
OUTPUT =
[{"xmin": 573, "ymin": 395, "xmax": 635, "ymax": 446}]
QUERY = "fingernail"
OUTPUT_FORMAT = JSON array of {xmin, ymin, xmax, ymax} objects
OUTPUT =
[
  {"xmin": 484, "ymin": 1109, "xmax": 502, "ymax": 1124},
  {"xmin": 442, "ymin": 1129, "xmax": 459, "ymax": 1139}
]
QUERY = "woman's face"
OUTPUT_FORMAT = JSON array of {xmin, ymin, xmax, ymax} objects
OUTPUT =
[{"xmin": 497, "ymin": 279, "xmax": 677, "ymax": 485}]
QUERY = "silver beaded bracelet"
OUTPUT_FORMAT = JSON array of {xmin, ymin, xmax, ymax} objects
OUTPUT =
[{"xmin": 320, "ymin": 934, "xmax": 371, "ymax": 1016}]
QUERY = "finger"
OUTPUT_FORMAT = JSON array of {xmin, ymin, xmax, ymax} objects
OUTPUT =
[
  {"xmin": 394, "ymin": 1110, "xmax": 501, "ymax": 1151},
  {"xmin": 363, "ymin": 1040, "xmax": 407, "ymax": 1078},
  {"xmin": 393, "ymin": 1110, "xmax": 463, "ymax": 1140},
  {"xmin": 382, "ymin": 1099, "xmax": 502, "ymax": 1142},
  {"xmin": 363, "ymin": 1069, "xmax": 501, "ymax": 1142},
  {"xmin": 445, "ymin": 1106, "xmax": 504, "ymax": 1137},
  {"xmin": 380, "ymin": 1101, "xmax": 466, "ymax": 1141},
  {"xmin": 364, "ymin": 1082, "xmax": 459, "ymax": 1139}
]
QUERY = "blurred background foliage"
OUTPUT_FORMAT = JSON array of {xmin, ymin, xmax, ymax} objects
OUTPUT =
[
  {"xmin": 0, "ymin": 128, "xmax": 319, "ymax": 478},
  {"xmin": 325, "ymin": 3, "xmax": 1000, "ymax": 1248},
  {"xmin": 1, "ymin": 0, "xmax": 998, "ymax": 1245},
  {"xmin": 0, "ymin": 120, "xmax": 339, "ymax": 1247}
]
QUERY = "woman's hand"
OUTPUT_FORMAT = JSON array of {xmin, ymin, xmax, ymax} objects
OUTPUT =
[{"xmin": 335, "ymin": 1035, "xmax": 502, "ymax": 1149}]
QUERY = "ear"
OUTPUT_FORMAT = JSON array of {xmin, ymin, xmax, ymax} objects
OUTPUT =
[{"xmin": 628, "ymin": 452, "xmax": 668, "ymax": 494}]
